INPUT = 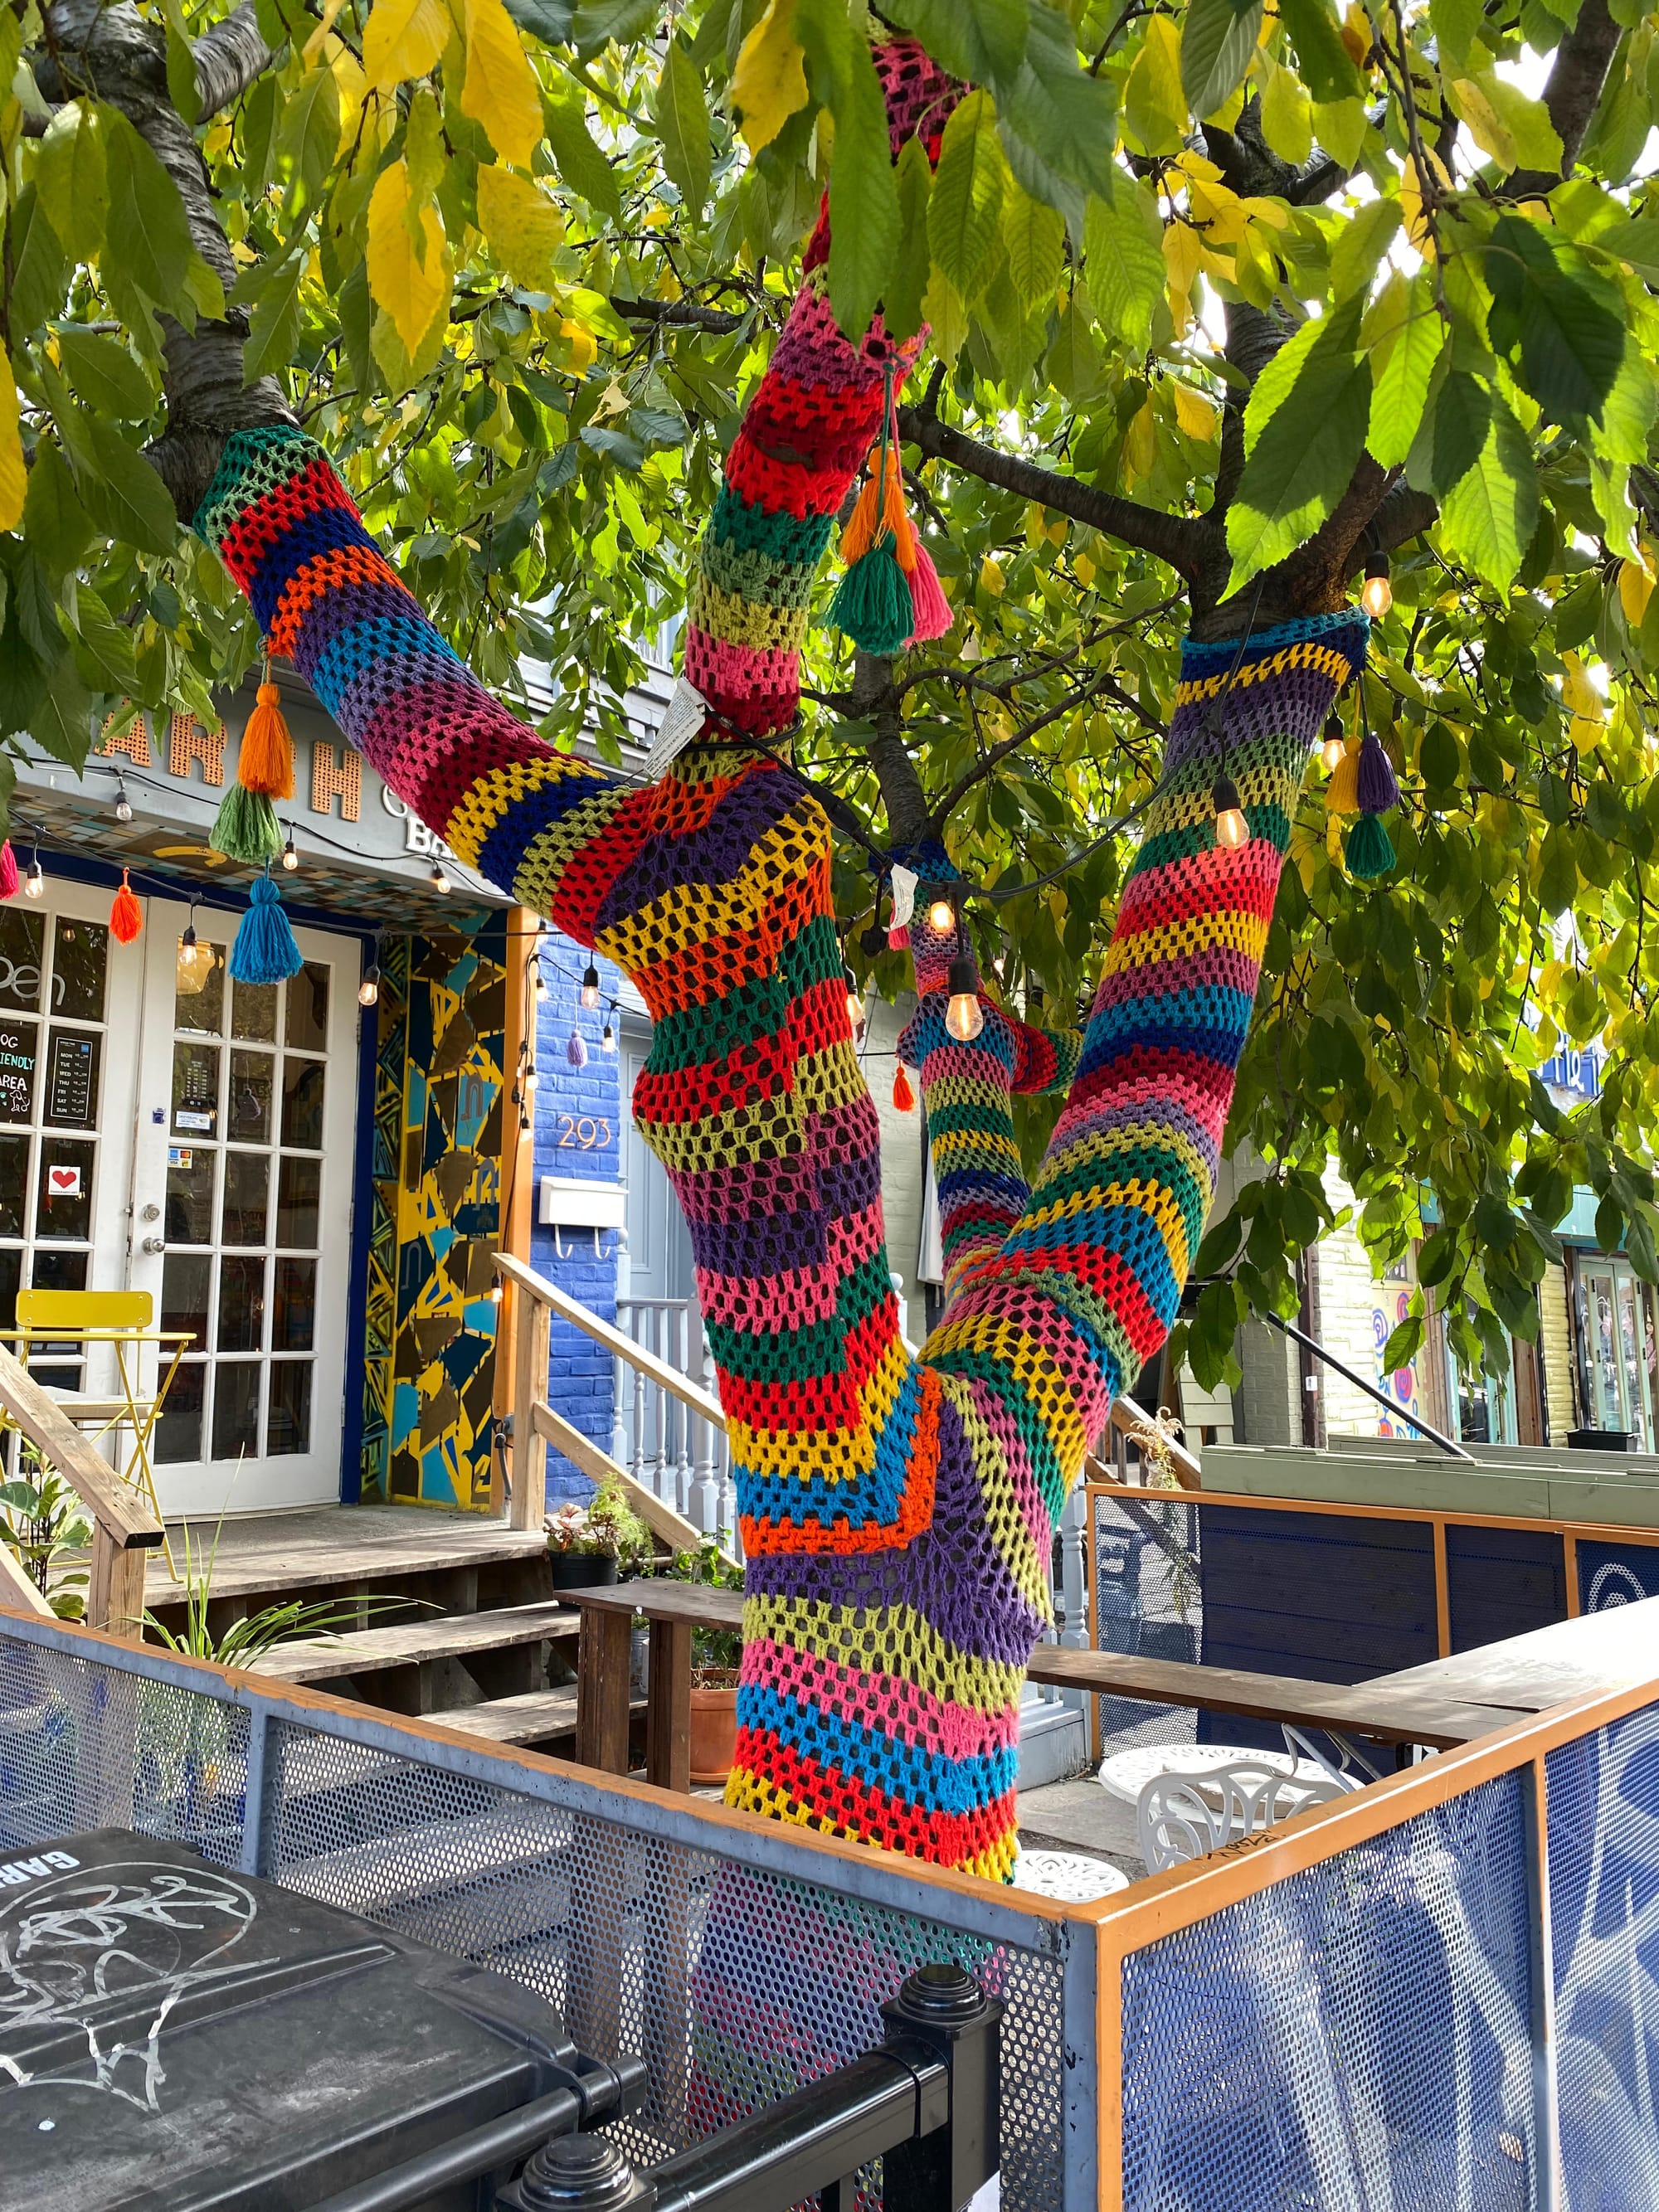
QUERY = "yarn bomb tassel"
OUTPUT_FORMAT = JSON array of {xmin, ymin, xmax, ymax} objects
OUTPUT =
[
  {"xmin": 1345, "ymin": 811, "xmax": 1396, "ymax": 879},
  {"xmin": 109, "ymin": 869, "xmax": 144, "ymax": 944},
  {"xmin": 567, "ymin": 1025, "xmax": 588, "ymax": 1069},
  {"xmin": 210, "ymin": 783, "xmax": 284, "ymax": 865},
  {"xmin": 1356, "ymin": 727, "xmax": 1401, "ymax": 815},
  {"xmin": 1326, "ymin": 739, "xmax": 1361, "ymax": 816},
  {"xmin": 0, "ymin": 843, "xmax": 19, "ymax": 901},
  {"xmin": 230, "ymin": 873, "xmax": 304, "ymax": 984},
  {"xmin": 893, "ymin": 1064, "xmax": 916, "ymax": 1113},
  {"xmin": 237, "ymin": 679, "xmax": 295, "ymax": 800},
  {"xmin": 905, "ymin": 539, "xmax": 954, "ymax": 642},
  {"xmin": 829, "ymin": 537, "xmax": 913, "ymax": 655}
]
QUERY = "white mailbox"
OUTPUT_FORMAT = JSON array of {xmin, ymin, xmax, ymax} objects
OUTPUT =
[{"xmin": 538, "ymin": 1174, "xmax": 627, "ymax": 1229}]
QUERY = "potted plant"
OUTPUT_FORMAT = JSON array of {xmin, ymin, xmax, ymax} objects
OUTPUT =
[
  {"xmin": 544, "ymin": 1475, "xmax": 649, "ymax": 1591},
  {"xmin": 641, "ymin": 1534, "xmax": 744, "ymax": 1785}
]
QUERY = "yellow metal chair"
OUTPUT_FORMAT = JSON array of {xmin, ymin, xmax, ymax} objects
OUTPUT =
[{"xmin": 10, "ymin": 1290, "xmax": 191, "ymax": 1573}]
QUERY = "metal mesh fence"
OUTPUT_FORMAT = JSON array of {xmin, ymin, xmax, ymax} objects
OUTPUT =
[
  {"xmin": 1546, "ymin": 1697, "xmax": 1659, "ymax": 2208},
  {"xmin": 1093, "ymin": 1491, "xmax": 1203, "ymax": 1765},
  {"xmin": 1119, "ymin": 1772, "xmax": 1535, "ymax": 2210}
]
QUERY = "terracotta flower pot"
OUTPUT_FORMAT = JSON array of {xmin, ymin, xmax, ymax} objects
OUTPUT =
[{"xmin": 688, "ymin": 1675, "xmax": 739, "ymax": 1785}]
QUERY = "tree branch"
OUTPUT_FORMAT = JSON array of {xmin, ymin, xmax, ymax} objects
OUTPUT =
[
  {"xmin": 851, "ymin": 652, "xmax": 932, "ymax": 845},
  {"xmin": 1366, "ymin": 480, "xmax": 1438, "ymax": 561},
  {"xmin": 897, "ymin": 403, "xmax": 1215, "ymax": 585},
  {"xmin": 192, "ymin": 0, "xmax": 276, "ymax": 119},
  {"xmin": 611, "ymin": 296, "xmax": 749, "ymax": 333},
  {"xmin": 1512, "ymin": 0, "xmax": 1621, "ymax": 191}
]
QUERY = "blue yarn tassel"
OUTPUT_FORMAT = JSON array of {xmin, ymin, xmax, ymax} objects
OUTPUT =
[
  {"xmin": 1356, "ymin": 727, "xmax": 1400, "ymax": 814},
  {"xmin": 230, "ymin": 873, "xmax": 304, "ymax": 984},
  {"xmin": 567, "ymin": 1025, "xmax": 588, "ymax": 1068}
]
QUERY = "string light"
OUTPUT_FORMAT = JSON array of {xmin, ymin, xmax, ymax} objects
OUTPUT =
[
  {"xmin": 534, "ymin": 964, "xmax": 548, "ymax": 1001},
  {"xmin": 844, "ymin": 965, "xmax": 864, "ymax": 1029},
  {"xmin": 114, "ymin": 780, "xmax": 133, "ymax": 824},
  {"xmin": 1321, "ymin": 716, "xmax": 1346, "ymax": 774},
  {"xmin": 580, "ymin": 962, "xmax": 601, "ymax": 1011},
  {"xmin": 430, "ymin": 861, "xmax": 450, "ymax": 894},
  {"xmin": 1212, "ymin": 773, "xmax": 1250, "ymax": 848},
  {"xmin": 601, "ymin": 1019, "xmax": 616, "ymax": 1054},
  {"xmin": 1361, "ymin": 552, "xmax": 1393, "ymax": 620},
  {"xmin": 281, "ymin": 830, "xmax": 299, "ymax": 872},
  {"xmin": 523, "ymin": 1058, "xmax": 538, "ymax": 1092},
  {"xmin": 176, "ymin": 916, "xmax": 214, "ymax": 996},
  {"xmin": 927, "ymin": 895, "xmax": 956, "ymax": 934},
  {"xmin": 24, "ymin": 850, "xmax": 43, "ymax": 899},
  {"xmin": 946, "ymin": 949, "xmax": 984, "ymax": 1042},
  {"xmin": 489, "ymin": 1276, "xmax": 504, "ymax": 1304},
  {"xmin": 358, "ymin": 962, "xmax": 381, "ymax": 1009}
]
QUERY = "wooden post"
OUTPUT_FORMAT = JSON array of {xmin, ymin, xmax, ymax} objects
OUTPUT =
[
  {"xmin": 89, "ymin": 1531, "xmax": 148, "ymax": 1641},
  {"xmin": 646, "ymin": 1616, "xmax": 692, "ymax": 1793},
  {"xmin": 492, "ymin": 906, "xmax": 538, "ymax": 1515},
  {"xmin": 576, "ymin": 1602, "xmax": 634, "ymax": 1774},
  {"xmin": 508, "ymin": 1286, "xmax": 552, "ymax": 1532}
]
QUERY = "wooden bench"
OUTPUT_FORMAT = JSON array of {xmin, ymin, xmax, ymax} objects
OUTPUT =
[{"xmin": 558, "ymin": 1581, "xmax": 1520, "ymax": 1796}]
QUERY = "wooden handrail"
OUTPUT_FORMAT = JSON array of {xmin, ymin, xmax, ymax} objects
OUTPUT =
[
  {"xmin": 533, "ymin": 1400, "xmax": 737, "ymax": 1568},
  {"xmin": 0, "ymin": 1534, "xmax": 55, "ymax": 1618},
  {"xmin": 496, "ymin": 1252, "xmax": 727, "ymax": 1432},
  {"xmin": 1103, "ymin": 1394, "xmax": 1204, "ymax": 1489},
  {"xmin": 0, "ymin": 1343, "xmax": 161, "ymax": 1638}
]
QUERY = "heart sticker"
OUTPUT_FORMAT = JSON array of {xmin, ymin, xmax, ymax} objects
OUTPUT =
[{"xmin": 48, "ymin": 1166, "xmax": 80, "ymax": 1196}]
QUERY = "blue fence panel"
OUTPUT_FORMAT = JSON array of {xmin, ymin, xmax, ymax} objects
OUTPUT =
[
  {"xmin": 1546, "ymin": 1699, "xmax": 1659, "ymax": 2209},
  {"xmin": 1121, "ymin": 1772, "xmax": 1535, "ymax": 2210},
  {"xmin": 1446, "ymin": 1522, "xmax": 1568, "ymax": 1653},
  {"xmin": 1576, "ymin": 1538, "xmax": 1659, "ymax": 1616}
]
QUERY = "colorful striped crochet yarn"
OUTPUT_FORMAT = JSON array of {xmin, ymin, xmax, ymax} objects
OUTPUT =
[{"xmin": 195, "ymin": 33, "xmax": 1365, "ymax": 1882}]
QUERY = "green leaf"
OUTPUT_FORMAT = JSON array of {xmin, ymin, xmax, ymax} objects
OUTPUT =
[
  {"xmin": 1180, "ymin": 0, "xmax": 1266, "ymax": 119},
  {"xmin": 28, "ymin": 653, "xmax": 91, "ymax": 771},
  {"xmin": 7, "ymin": 186, "xmax": 69, "ymax": 337},
  {"xmin": 1310, "ymin": 94, "xmax": 1368, "ymax": 166},
  {"xmin": 1227, "ymin": 302, "xmax": 1370, "ymax": 583},
  {"xmin": 69, "ymin": 585, "xmax": 139, "ymax": 698},
  {"xmin": 241, "ymin": 71, "xmax": 280, "ymax": 195},
  {"xmin": 161, "ymin": 0, "xmax": 202, "ymax": 125},
  {"xmin": 928, "ymin": 89, "xmax": 1007, "ymax": 300},
  {"xmin": 1430, "ymin": 0, "xmax": 1486, "ymax": 71},
  {"xmin": 649, "ymin": 36, "xmax": 710, "ymax": 223},
  {"xmin": 1438, "ymin": 391, "xmax": 1540, "ymax": 590},
  {"xmin": 878, "ymin": 0, "xmax": 1030, "ymax": 87},
  {"xmin": 277, "ymin": 62, "xmax": 342, "ymax": 202},
  {"xmin": 997, "ymin": 4, "xmax": 1121, "ymax": 207},
  {"xmin": 1367, "ymin": 272, "xmax": 1443, "ymax": 468},
  {"xmin": 102, "ymin": 106, "xmax": 195, "ymax": 309},
  {"xmin": 1381, "ymin": 1313, "xmax": 1424, "ymax": 1373},
  {"xmin": 1084, "ymin": 183, "xmax": 1166, "ymax": 356},
  {"xmin": 1124, "ymin": 16, "xmax": 1186, "ymax": 156},
  {"xmin": 1417, "ymin": 1227, "xmax": 1458, "ymax": 1288},
  {"xmin": 56, "ymin": 328, "xmax": 154, "ymax": 421},
  {"xmin": 887, "ymin": 134, "xmax": 935, "ymax": 342},
  {"xmin": 77, "ymin": 418, "xmax": 179, "ymax": 556},
  {"xmin": 1331, "ymin": 196, "xmax": 1400, "ymax": 299},
  {"xmin": 542, "ymin": 89, "xmax": 620, "ymax": 219},
  {"xmin": 244, "ymin": 255, "xmax": 306, "ymax": 383},
  {"xmin": 1485, "ymin": 215, "xmax": 1625, "ymax": 431},
  {"xmin": 1001, "ymin": 177, "xmax": 1065, "ymax": 314},
  {"xmin": 1405, "ymin": 359, "xmax": 1492, "ymax": 495},
  {"xmin": 22, "ymin": 443, "xmax": 94, "ymax": 577},
  {"xmin": 35, "ymin": 101, "xmax": 107, "ymax": 263},
  {"xmin": 797, "ymin": 0, "xmax": 901, "ymax": 338},
  {"xmin": 1277, "ymin": 0, "xmax": 1362, "ymax": 100},
  {"xmin": 569, "ymin": 0, "xmax": 654, "ymax": 47}
]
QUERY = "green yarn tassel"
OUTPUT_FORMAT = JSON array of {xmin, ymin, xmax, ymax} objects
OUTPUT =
[
  {"xmin": 210, "ymin": 782, "xmax": 282, "ymax": 865},
  {"xmin": 1345, "ymin": 811, "xmax": 1395, "ymax": 879},
  {"xmin": 828, "ymin": 537, "xmax": 912, "ymax": 654}
]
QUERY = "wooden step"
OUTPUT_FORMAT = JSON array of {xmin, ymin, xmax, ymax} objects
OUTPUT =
[
  {"xmin": 144, "ymin": 1503, "xmax": 549, "ymax": 1607},
  {"xmin": 422, "ymin": 1688, "xmax": 646, "ymax": 1747},
  {"xmin": 249, "ymin": 1602, "xmax": 581, "ymax": 1685}
]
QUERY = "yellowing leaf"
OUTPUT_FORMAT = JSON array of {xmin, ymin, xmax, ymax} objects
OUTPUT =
[
  {"xmin": 732, "ymin": 0, "xmax": 807, "ymax": 153},
  {"xmin": 1399, "ymin": 154, "xmax": 1436, "ymax": 258},
  {"xmin": 1125, "ymin": 17, "xmax": 1186, "ymax": 157},
  {"xmin": 1125, "ymin": 396, "xmax": 1157, "ymax": 479},
  {"xmin": 0, "ymin": 348, "xmax": 23, "ymax": 533},
  {"xmin": 1164, "ymin": 218, "xmax": 1201, "ymax": 336},
  {"xmin": 1561, "ymin": 650, "xmax": 1603, "ymax": 720},
  {"xmin": 1074, "ymin": 551, "xmax": 1096, "ymax": 587},
  {"xmin": 1172, "ymin": 382, "xmax": 1220, "ymax": 440},
  {"xmin": 1619, "ymin": 557, "xmax": 1654, "ymax": 625},
  {"xmin": 367, "ymin": 158, "xmax": 451, "ymax": 354},
  {"xmin": 560, "ymin": 317, "xmax": 597, "ymax": 369},
  {"xmin": 476, "ymin": 165, "xmax": 565, "ymax": 287},
  {"xmin": 460, "ymin": 0, "xmax": 542, "ymax": 170},
  {"xmin": 980, "ymin": 554, "xmax": 1005, "ymax": 596},
  {"xmin": 363, "ymin": 0, "xmax": 449, "ymax": 89}
]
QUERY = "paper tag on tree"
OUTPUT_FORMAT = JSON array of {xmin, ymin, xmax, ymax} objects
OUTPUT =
[
  {"xmin": 644, "ymin": 676, "xmax": 710, "ymax": 781},
  {"xmin": 890, "ymin": 863, "xmax": 918, "ymax": 927}
]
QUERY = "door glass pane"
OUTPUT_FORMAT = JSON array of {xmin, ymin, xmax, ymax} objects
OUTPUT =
[
  {"xmin": 212, "ymin": 1361, "xmax": 260, "ymax": 1459},
  {"xmin": 286, "ymin": 964, "xmax": 329, "ymax": 1052},
  {"xmin": 156, "ymin": 1364, "xmax": 204, "ymax": 1463},
  {"xmin": 166, "ymin": 1149, "xmax": 215, "ymax": 1243},
  {"xmin": 231, "ymin": 978, "xmax": 278, "ymax": 1044},
  {"xmin": 27, "ymin": 1248, "xmax": 87, "ymax": 1388},
  {"xmin": 276, "ymin": 1155, "xmax": 320, "ymax": 1247},
  {"xmin": 280, "ymin": 1057, "xmax": 325, "ymax": 1149},
  {"xmin": 267, "ymin": 1363, "xmax": 311, "ymax": 1456},
  {"xmin": 221, "ymin": 1152, "xmax": 270, "ymax": 1247},
  {"xmin": 1618, "ymin": 1275, "xmax": 1647, "ymax": 1449},
  {"xmin": 176, "ymin": 942, "xmax": 226, "ymax": 1032},
  {"xmin": 161, "ymin": 1252, "xmax": 211, "ymax": 1345},
  {"xmin": 1588, "ymin": 1273, "xmax": 1624, "ymax": 1429},
  {"xmin": 0, "ymin": 1246, "xmax": 20, "ymax": 1334},
  {"xmin": 273, "ymin": 1258, "xmax": 316, "ymax": 1350},
  {"xmin": 228, "ymin": 1051, "xmax": 274, "ymax": 1143},
  {"xmin": 0, "ymin": 1018, "xmax": 36, "ymax": 1125},
  {"xmin": 0, "ymin": 1135, "xmax": 27, "ymax": 1237},
  {"xmin": 45, "ymin": 1029, "xmax": 100, "ymax": 1130},
  {"xmin": 51, "ymin": 919, "xmax": 107, "ymax": 1023},
  {"xmin": 173, "ymin": 1040, "xmax": 220, "ymax": 1136},
  {"xmin": 36, "ymin": 1139, "xmax": 93, "ymax": 1240},
  {"xmin": 218, "ymin": 1254, "xmax": 265, "ymax": 1353},
  {"xmin": 0, "ymin": 909, "xmax": 44, "ymax": 1011}
]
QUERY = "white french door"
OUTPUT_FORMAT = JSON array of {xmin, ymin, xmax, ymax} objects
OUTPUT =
[{"xmin": 132, "ymin": 897, "xmax": 361, "ymax": 1517}]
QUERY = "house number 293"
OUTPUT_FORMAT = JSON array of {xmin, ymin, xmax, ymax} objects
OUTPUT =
[{"xmin": 557, "ymin": 1116, "xmax": 612, "ymax": 1149}]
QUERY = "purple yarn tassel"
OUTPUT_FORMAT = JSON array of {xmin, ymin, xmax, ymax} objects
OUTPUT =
[{"xmin": 1356, "ymin": 728, "xmax": 1400, "ymax": 814}]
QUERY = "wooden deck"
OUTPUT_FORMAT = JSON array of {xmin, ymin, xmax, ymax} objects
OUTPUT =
[{"xmin": 144, "ymin": 1502, "xmax": 548, "ymax": 1606}]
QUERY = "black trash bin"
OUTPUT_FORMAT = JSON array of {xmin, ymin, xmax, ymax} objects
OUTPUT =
[{"xmin": 0, "ymin": 1829, "xmax": 632, "ymax": 2212}]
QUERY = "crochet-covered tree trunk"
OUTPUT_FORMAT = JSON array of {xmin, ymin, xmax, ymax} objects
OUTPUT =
[{"xmin": 196, "ymin": 39, "xmax": 1365, "ymax": 1881}]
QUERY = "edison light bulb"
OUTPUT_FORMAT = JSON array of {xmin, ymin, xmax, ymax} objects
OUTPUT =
[
  {"xmin": 431, "ymin": 862, "xmax": 450, "ymax": 893},
  {"xmin": 945, "ymin": 953, "xmax": 984, "ymax": 1042},
  {"xmin": 358, "ymin": 964, "xmax": 381, "ymax": 1008},
  {"xmin": 927, "ymin": 897, "xmax": 956, "ymax": 934},
  {"xmin": 580, "ymin": 963, "xmax": 601, "ymax": 1011},
  {"xmin": 1320, "ymin": 717, "xmax": 1345, "ymax": 774},
  {"xmin": 114, "ymin": 782, "xmax": 133, "ymax": 824},
  {"xmin": 24, "ymin": 861, "xmax": 43, "ymax": 898},
  {"xmin": 281, "ymin": 834, "xmax": 299, "ymax": 872},
  {"xmin": 844, "ymin": 969, "xmax": 864, "ymax": 1028},
  {"xmin": 1361, "ymin": 552, "xmax": 1393, "ymax": 620},
  {"xmin": 1213, "ymin": 774, "xmax": 1249, "ymax": 848},
  {"xmin": 601, "ymin": 1022, "xmax": 616, "ymax": 1054}
]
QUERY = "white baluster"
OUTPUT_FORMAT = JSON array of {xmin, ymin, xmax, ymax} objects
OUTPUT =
[
  {"xmin": 674, "ymin": 1303, "xmax": 694, "ymax": 1514},
  {"xmin": 1058, "ymin": 1486, "xmax": 1089, "ymax": 1718},
  {"xmin": 689, "ymin": 1310, "xmax": 720, "ymax": 1537}
]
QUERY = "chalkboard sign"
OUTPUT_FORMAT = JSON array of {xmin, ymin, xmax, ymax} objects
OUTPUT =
[
  {"xmin": 0, "ymin": 1021, "xmax": 36, "ymax": 1125},
  {"xmin": 46, "ymin": 1030, "xmax": 96, "ymax": 1129}
]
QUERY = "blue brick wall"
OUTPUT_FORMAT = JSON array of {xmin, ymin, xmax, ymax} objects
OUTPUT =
[{"xmin": 529, "ymin": 934, "xmax": 625, "ymax": 1503}]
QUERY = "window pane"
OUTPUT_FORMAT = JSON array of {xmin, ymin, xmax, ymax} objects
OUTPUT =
[
  {"xmin": 273, "ymin": 1257, "xmax": 316, "ymax": 1351},
  {"xmin": 218, "ymin": 1254, "xmax": 265, "ymax": 1353},
  {"xmin": 45, "ymin": 1029, "xmax": 100, "ymax": 1130},
  {"xmin": 231, "ymin": 978, "xmax": 278, "ymax": 1044},
  {"xmin": 161, "ymin": 1252, "xmax": 211, "ymax": 1345},
  {"xmin": 156, "ymin": 1363, "xmax": 204, "ymax": 1463},
  {"xmin": 280, "ymin": 1057, "xmax": 325, "ymax": 1150},
  {"xmin": 221, "ymin": 1151, "xmax": 270, "ymax": 1247},
  {"xmin": 0, "ymin": 908, "xmax": 44, "ymax": 1012},
  {"xmin": 212, "ymin": 1361, "xmax": 260, "ymax": 1459},
  {"xmin": 165, "ymin": 1150, "xmax": 215, "ymax": 1244},
  {"xmin": 36, "ymin": 1140, "xmax": 93, "ymax": 1241},
  {"xmin": 0, "ymin": 1018, "xmax": 38, "ymax": 1125},
  {"xmin": 27, "ymin": 1247, "xmax": 88, "ymax": 1389},
  {"xmin": 228, "ymin": 1050, "xmax": 274, "ymax": 1144},
  {"xmin": 0, "ymin": 1135, "xmax": 28, "ymax": 1237},
  {"xmin": 176, "ymin": 941, "xmax": 226, "ymax": 1033},
  {"xmin": 267, "ymin": 1362, "xmax": 312, "ymax": 1456},
  {"xmin": 285, "ymin": 962, "xmax": 329, "ymax": 1052},
  {"xmin": 172, "ymin": 1040, "xmax": 220, "ymax": 1136},
  {"xmin": 276, "ymin": 1155, "xmax": 320, "ymax": 1248},
  {"xmin": 51, "ymin": 919, "xmax": 107, "ymax": 1023},
  {"xmin": 0, "ymin": 1246, "xmax": 20, "ymax": 1334}
]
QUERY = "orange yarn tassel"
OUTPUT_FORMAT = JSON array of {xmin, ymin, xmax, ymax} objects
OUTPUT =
[
  {"xmin": 109, "ymin": 869, "xmax": 143, "ymax": 944},
  {"xmin": 1326, "ymin": 739, "xmax": 1361, "ymax": 815},
  {"xmin": 893, "ymin": 1064, "xmax": 916, "ymax": 1113},
  {"xmin": 239, "ymin": 678, "xmax": 295, "ymax": 800},
  {"xmin": 842, "ymin": 445, "xmax": 917, "ymax": 571}
]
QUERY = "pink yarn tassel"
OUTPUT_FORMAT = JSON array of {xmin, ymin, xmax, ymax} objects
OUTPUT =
[
  {"xmin": 905, "ymin": 542, "xmax": 953, "ymax": 643},
  {"xmin": 0, "ymin": 843, "xmax": 17, "ymax": 900},
  {"xmin": 888, "ymin": 922, "xmax": 909, "ymax": 950}
]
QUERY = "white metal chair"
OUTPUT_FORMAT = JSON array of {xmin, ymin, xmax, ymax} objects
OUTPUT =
[{"xmin": 1137, "ymin": 1760, "xmax": 1349, "ymax": 1873}]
